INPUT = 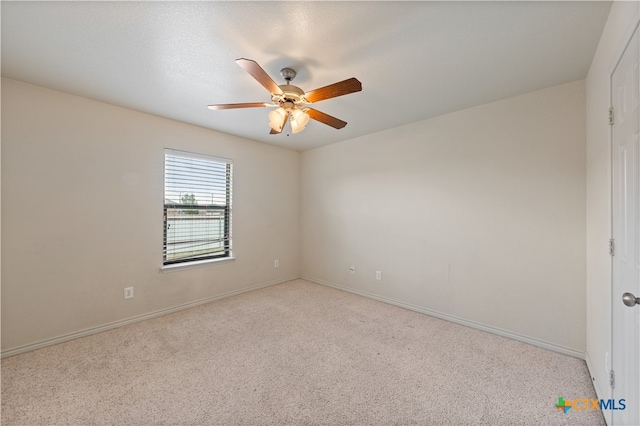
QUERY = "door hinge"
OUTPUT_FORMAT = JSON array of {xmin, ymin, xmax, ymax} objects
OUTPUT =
[
  {"xmin": 609, "ymin": 238, "xmax": 615, "ymax": 256},
  {"xmin": 610, "ymin": 370, "xmax": 615, "ymax": 388},
  {"xmin": 609, "ymin": 107, "xmax": 614, "ymax": 125}
]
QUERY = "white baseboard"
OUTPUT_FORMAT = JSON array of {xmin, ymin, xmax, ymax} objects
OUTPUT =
[
  {"xmin": 1, "ymin": 276, "xmax": 298, "ymax": 359},
  {"xmin": 303, "ymin": 276, "xmax": 586, "ymax": 360},
  {"xmin": 4, "ymin": 276, "xmax": 585, "ymax": 361}
]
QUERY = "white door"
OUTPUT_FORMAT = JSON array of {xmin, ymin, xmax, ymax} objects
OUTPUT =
[{"xmin": 611, "ymin": 22, "xmax": 640, "ymax": 426}]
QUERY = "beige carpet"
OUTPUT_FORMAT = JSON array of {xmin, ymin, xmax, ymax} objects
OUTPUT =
[{"xmin": 2, "ymin": 279, "xmax": 604, "ymax": 425}]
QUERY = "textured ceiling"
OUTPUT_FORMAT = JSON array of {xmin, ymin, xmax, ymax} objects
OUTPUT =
[{"xmin": 1, "ymin": 1, "xmax": 612, "ymax": 151}]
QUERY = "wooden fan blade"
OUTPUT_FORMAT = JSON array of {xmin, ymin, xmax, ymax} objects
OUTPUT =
[
  {"xmin": 304, "ymin": 78, "xmax": 362, "ymax": 103},
  {"xmin": 270, "ymin": 111, "xmax": 290, "ymax": 134},
  {"xmin": 306, "ymin": 108, "xmax": 347, "ymax": 129},
  {"xmin": 208, "ymin": 102, "xmax": 270, "ymax": 110},
  {"xmin": 236, "ymin": 58, "xmax": 283, "ymax": 95}
]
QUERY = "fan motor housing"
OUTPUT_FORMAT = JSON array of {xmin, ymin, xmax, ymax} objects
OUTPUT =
[{"xmin": 273, "ymin": 84, "xmax": 306, "ymax": 107}]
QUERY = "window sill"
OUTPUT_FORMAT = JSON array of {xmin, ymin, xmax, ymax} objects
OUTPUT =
[{"xmin": 160, "ymin": 256, "xmax": 236, "ymax": 273}]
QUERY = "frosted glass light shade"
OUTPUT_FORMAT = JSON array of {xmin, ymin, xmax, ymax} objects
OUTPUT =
[
  {"xmin": 268, "ymin": 107, "xmax": 286, "ymax": 132},
  {"xmin": 290, "ymin": 109, "xmax": 310, "ymax": 133}
]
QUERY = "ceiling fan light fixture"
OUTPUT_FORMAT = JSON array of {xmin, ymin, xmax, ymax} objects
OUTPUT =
[
  {"xmin": 291, "ymin": 122, "xmax": 306, "ymax": 134},
  {"xmin": 268, "ymin": 107, "xmax": 286, "ymax": 132},
  {"xmin": 290, "ymin": 108, "xmax": 310, "ymax": 134},
  {"xmin": 291, "ymin": 108, "xmax": 310, "ymax": 127}
]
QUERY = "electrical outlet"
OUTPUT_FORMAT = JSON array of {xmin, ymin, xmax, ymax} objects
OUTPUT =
[
  {"xmin": 349, "ymin": 266, "xmax": 355, "ymax": 274},
  {"xmin": 376, "ymin": 271, "xmax": 382, "ymax": 280},
  {"xmin": 124, "ymin": 287, "xmax": 134, "ymax": 299},
  {"xmin": 274, "ymin": 260, "xmax": 279, "ymax": 268}
]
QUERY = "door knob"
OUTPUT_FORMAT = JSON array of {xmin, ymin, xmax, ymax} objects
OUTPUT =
[{"xmin": 622, "ymin": 292, "xmax": 640, "ymax": 307}]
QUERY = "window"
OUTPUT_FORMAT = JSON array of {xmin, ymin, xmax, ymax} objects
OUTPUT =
[{"xmin": 163, "ymin": 149, "xmax": 232, "ymax": 265}]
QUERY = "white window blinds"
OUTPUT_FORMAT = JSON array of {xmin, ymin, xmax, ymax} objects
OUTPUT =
[{"xmin": 163, "ymin": 149, "xmax": 232, "ymax": 265}]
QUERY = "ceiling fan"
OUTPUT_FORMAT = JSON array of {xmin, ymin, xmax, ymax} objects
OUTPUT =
[{"xmin": 208, "ymin": 58, "xmax": 362, "ymax": 135}]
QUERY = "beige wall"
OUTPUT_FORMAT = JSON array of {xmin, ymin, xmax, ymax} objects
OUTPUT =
[
  {"xmin": 1, "ymin": 70, "xmax": 598, "ymax": 360},
  {"xmin": 301, "ymin": 80, "xmax": 587, "ymax": 355},
  {"xmin": 585, "ymin": 0, "xmax": 639, "ymax": 411},
  {"xmin": 1, "ymin": 78, "xmax": 300, "ymax": 352}
]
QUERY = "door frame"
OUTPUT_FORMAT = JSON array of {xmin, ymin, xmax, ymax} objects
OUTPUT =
[{"xmin": 609, "ymin": 17, "xmax": 640, "ymax": 426}]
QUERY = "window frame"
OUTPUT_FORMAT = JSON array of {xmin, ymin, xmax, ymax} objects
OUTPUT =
[{"xmin": 162, "ymin": 149, "xmax": 233, "ymax": 267}]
